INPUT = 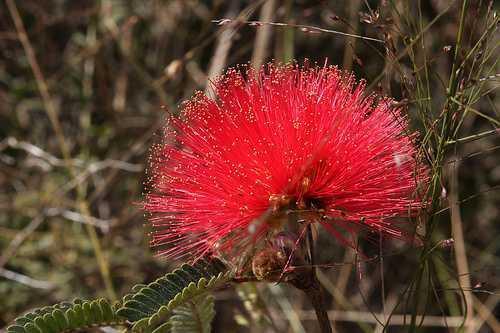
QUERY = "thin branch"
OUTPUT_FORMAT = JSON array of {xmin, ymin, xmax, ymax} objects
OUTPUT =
[
  {"xmin": 470, "ymin": 294, "xmax": 500, "ymax": 332},
  {"xmin": 445, "ymin": 129, "xmax": 499, "ymax": 146},
  {"xmin": 45, "ymin": 208, "xmax": 112, "ymax": 232},
  {"xmin": 212, "ymin": 19, "xmax": 384, "ymax": 43},
  {"xmin": 297, "ymin": 310, "xmax": 471, "ymax": 327},
  {"xmin": 0, "ymin": 216, "xmax": 45, "ymax": 269},
  {"xmin": 1, "ymin": 137, "xmax": 142, "ymax": 172},
  {"xmin": 5, "ymin": 0, "xmax": 116, "ymax": 299},
  {"xmin": 0, "ymin": 268, "xmax": 55, "ymax": 290}
]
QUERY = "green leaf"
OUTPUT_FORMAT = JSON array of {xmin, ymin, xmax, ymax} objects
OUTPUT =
[
  {"xmin": 14, "ymin": 317, "xmax": 31, "ymax": 327},
  {"xmin": 151, "ymin": 321, "xmax": 172, "ymax": 333},
  {"xmin": 50, "ymin": 309, "xmax": 67, "ymax": 331},
  {"xmin": 33, "ymin": 317, "xmax": 53, "ymax": 333},
  {"xmin": 72, "ymin": 303, "xmax": 85, "ymax": 328},
  {"xmin": 23, "ymin": 323, "xmax": 40, "ymax": 333},
  {"xmin": 41, "ymin": 313, "xmax": 58, "ymax": 333},
  {"xmin": 8, "ymin": 299, "xmax": 123, "ymax": 333},
  {"xmin": 99, "ymin": 299, "xmax": 115, "ymax": 322},
  {"xmin": 140, "ymin": 286, "xmax": 166, "ymax": 305},
  {"xmin": 132, "ymin": 283, "xmax": 148, "ymax": 292},
  {"xmin": 6, "ymin": 325, "xmax": 26, "ymax": 333},
  {"xmin": 117, "ymin": 257, "xmax": 231, "ymax": 332},
  {"xmin": 169, "ymin": 294, "xmax": 215, "ymax": 333},
  {"xmin": 90, "ymin": 300, "xmax": 104, "ymax": 322},
  {"xmin": 65, "ymin": 308, "xmax": 78, "ymax": 328},
  {"xmin": 156, "ymin": 277, "xmax": 184, "ymax": 298},
  {"xmin": 7, "ymin": 258, "xmax": 229, "ymax": 333},
  {"xmin": 116, "ymin": 307, "xmax": 146, "ymax": 322},
  {"xmin": 82, "ymin": 301, "xmax": 94, "ymax": 324},
  {"xmin": 134, "ymin": 293, "xmax": 160, "ymax": 313}
]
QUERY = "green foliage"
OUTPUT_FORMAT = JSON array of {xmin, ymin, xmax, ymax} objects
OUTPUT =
[
  {"xmin": 7, "ymin": 258, "xmax": 231, "ymax": 333},
  {"xmin": 168, "ymin": 294, "xmax": 215, "ymax": 333},
  {"xmin": 117, "ymin": 257, "xmax": 231, "ymax": 333},
  {"xmin": 6, "ymin": 298, "xmax": 123, "ymax": 333}
]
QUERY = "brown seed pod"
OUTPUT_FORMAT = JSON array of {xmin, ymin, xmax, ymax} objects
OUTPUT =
[{"xmin": 251, "ymin": 247, "xmax": 287, "ymax": 281}]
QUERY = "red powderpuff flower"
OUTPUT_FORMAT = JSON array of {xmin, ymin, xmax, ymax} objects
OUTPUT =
[{"xmin": 145, "ymin": 63, "xmax": 428, "ymax": 262}]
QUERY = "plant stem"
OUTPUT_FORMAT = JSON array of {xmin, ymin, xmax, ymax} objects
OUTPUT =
[
  {"xmin": 290, "ymin": 269, "xmax": 332, "ymax": 333},
  {"xmin": 291, "ymin": 225, "xmax": 332, "ymax": 333},
  {"xmin": 304, "ymin": 280, "xmax": 332, "ymax": 333},
  {"xmin": 410, "ymin": 1, "xmax": 468, "ymax": 331},
  {"xmin": 445, "ymin": 129, "xmax": 499, "ymax": 146}
]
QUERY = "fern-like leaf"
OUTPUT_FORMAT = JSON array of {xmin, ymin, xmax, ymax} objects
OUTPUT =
[
  {"xmin": 7, "ymin": 299, "xmax": 124, "ymax": 333},
  {"xmin": 117, "ymin": 257, "xmax": 231, "ymax": 332},
  {"xmin": 169, "ymin": 294, "xmax": 215, "ymax": 333}
]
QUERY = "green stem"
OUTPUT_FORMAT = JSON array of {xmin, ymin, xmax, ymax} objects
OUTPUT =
[
  {"xmin": 445, "ymin": 129, "xmax": 499, "ymax": 146},
  {"xmin": 410, "ymin": 2, "xmax": 469, "ymax": 332},
  {"xmin": 447, "ymin": 0, "xmax": 468, "ymax": 98}
]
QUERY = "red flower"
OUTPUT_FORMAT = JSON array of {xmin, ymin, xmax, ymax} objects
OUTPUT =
[{"xmin": 145, "ymin": 63, "xmax": 428, "ymax": 261}]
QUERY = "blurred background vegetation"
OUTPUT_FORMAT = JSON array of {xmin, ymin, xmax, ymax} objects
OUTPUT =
[{"xmin": 0, "ymin": 0, "xmax": 498, "ymax": 332}]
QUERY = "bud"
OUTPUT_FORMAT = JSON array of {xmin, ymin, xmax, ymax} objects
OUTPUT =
[
  {"xmin": 439, "ymin": 238, "xmax": 454, "ymax": 248},
  {"xmin": 251, "ymin": 247, "xmax": 287, "ymax": 281}
]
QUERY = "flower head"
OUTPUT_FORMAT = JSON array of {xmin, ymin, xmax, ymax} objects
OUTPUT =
[{"xmin": 145, "ymin": 63, "xmax": 428, "ymax": 262}]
